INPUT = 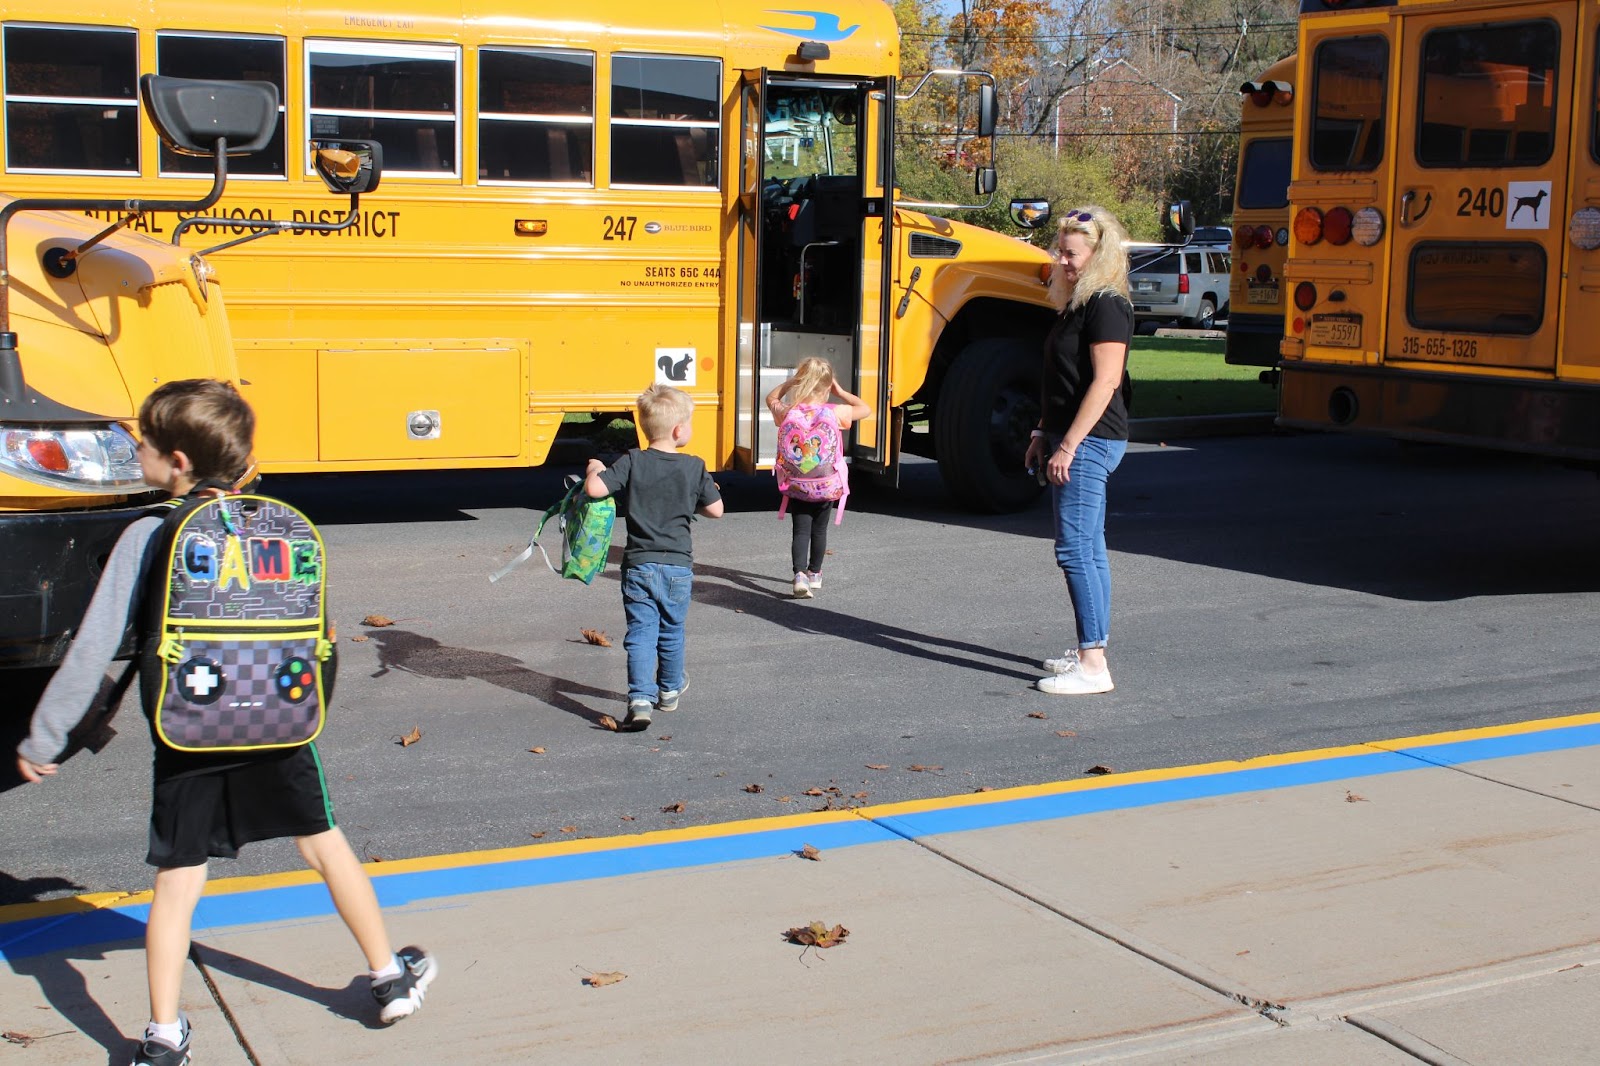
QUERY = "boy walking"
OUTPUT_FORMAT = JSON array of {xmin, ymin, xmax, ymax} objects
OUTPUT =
[
  {"xmin": 14, "ymin": 379, "xmax": 435, "ymax": 1066},
  {"xmin": 584, "ymin": 384, "xmax": 723, "ymax": 731}
]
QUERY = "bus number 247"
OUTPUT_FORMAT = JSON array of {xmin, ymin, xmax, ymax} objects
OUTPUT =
[
  {"xmin": 603, "ymin": 215, "xmax": 638, "ymax": 241},
  {"xmin": 1457, "ymin": 187, "xmax": 1504, "ymax": 218}
]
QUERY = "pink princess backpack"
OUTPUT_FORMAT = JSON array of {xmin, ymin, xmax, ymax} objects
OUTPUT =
[{"xmin": 775, "ymin": 402, "xmax": 849, "ymax": 525}]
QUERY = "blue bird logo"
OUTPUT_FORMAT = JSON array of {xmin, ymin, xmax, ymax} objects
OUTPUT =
[{"xmin": 760, "ymin": 10, "xmax": 861, "ymax": 42}]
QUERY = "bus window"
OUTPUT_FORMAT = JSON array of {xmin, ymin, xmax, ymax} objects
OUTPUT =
[
  {"xmin": 1408, "ymin": 242, "xmax": 1545, "ymax": 335},
  {"xmin": 1418, "ymin": 20, "xmax": 1557, "ymax": 168},
  {"xmin": 1310, "ymin": 36, "xmax": 1387, "ymax": 171},
  {"xmin": 158, "ymin": 33, "xmax": 287, "ymax": 178},
  {"xmin": 308, "ymin": 41, "xmax": 458, "ymax": 176},
  {"xmin": 1237, "ymin": 136, "xmax": 1291, "ymax": 209},
  {"xmin": 3, "ymin": 24, "xmax": 138, "ymax": 173},
  {"xmin": 610, "ymin": 54, "xmax": 720, "ymax": 188},
  {"xmin": 479, "ymin": 48, "xmax": 594, "ymax": 185}
]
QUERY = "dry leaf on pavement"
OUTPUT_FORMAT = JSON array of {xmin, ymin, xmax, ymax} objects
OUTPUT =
[
  {"xmin": 906, "ymin": 764, "xmax": 942, "ymax": 773},
  {"xmin": 851, "ymin": 792, "xmax": 868, "ymax": 800},
  {"xmin": 580, "ymin": 628, "xmax": 612, "ymax": 647},
  {"xmin": 1027, "ymin": 711, "xmax": 1048, "ymax": 720},
  {"xmin": 3, "ymin": 1032, "xmax": 37, "ymax": 1047},
  {"xmin": 350, "ymin": 635, "xmax": 369, "ymax": 643},
  {"xmin": 597, "ymin": 715, "xmax": 620, "ymax": 732},
  {"xmin": 801, "ymin": 787, "xmax": 825, "ymax": 796},
  {"xmin": 1086, "ymin": 764, "xmax": 1113, "ymax": 775},
  {"xmin": 398, "ymin": 726, "xmax": 423, "ymax": 747},
  {"xmin": 661, "ymin": 801, "xmax": 685, "ymax": 813},
  {"xmin": 583, "ymin": 971, "xmax": 627, "ymax": 988},
  {"xmin": 620, "ymin": 815, "xmax": 635, "ymax": 821},
  {"xmin": 974, "ymin": 786, "xmax": 995, "ymax": 792},
  {"xmin": 362, "ymin": 614, "xmax": 396, "ymax": 627},
  {"xmin": 784, "ymin": 921, "xmax": 849, "ymax": 948},
  {"xmin": 529, "ymin": 747, "xmax": 546, "ymax": 754},
  {"xmin": 1055, "ymin": 730, "xmax": 1077, "ymax": 737},
  {"xmin": 865, "ymin": 763, "xmax": 890, "ymax": 770},
  {"xmin": 1345, "ymin": 791, "xmax": 1368, "ymax": 803},
  {"xmin": 559, "ymin": 826, "xmax": 577, "ymax": 833},
  {"xmin": 797, "ymin": 843, "xmax": 822, "ymax": 861},
  {"xmin": 530, "ymin": 831, "xmax": 545, "ymax": 838},
  {"xmin": 742, "ymin": 783, "xmax": 764, "ymax": 794}
]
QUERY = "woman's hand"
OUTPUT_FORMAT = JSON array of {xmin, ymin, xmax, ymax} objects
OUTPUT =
[
  {"xmin": 1046, "ymin": 440, "xmax": 1077, "ymax": 486},
  {"xmin": 1024, "ymin": 435, "xmax": 1048, "ymax": 475}
]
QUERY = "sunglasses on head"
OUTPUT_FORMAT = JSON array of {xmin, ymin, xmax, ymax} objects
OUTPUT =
[{"xmin": 1064, "ymin": 208, "xmax": 1094, "ymax": 223}]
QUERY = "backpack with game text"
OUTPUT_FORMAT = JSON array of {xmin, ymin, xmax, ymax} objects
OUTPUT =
[
  {"xmin": 490, "ymin": 474, "xmax": 616, "ymax": 585},
  {"xmin": 775, "ymin": 402, "xmax": 849, "ymax": 526},
  {"xmin": 139, "ymin": 491, "xmax": 335, "ymax": 753}
]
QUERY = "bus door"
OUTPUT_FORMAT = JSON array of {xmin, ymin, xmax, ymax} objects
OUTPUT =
[
  {"xmin": 1386, "ymin": 3, "xmax": 1575, "ymax": 372},
  {"xmin": 735, "ymin": 72, "xmax": 893, "ymax": 468}
]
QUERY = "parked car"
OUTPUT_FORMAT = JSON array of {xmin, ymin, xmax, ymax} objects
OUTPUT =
[
  {"xmin": 1127, "ymin": 242, "xmax": 1231, "ymax": 330},
  {"xmin": 1191, "ymin": 225, "xmax": 1233, "ymax": 245}
]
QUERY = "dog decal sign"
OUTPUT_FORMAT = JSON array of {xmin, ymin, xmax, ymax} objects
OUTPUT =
[{"xmin": 1506, "ymin": 181, "xmax": 1552, "ymax": 230}]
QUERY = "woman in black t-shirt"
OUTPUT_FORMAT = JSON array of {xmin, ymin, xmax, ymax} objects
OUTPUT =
[{"xmin": 1022, "ymin": 206, "xmax": 1135, "ymax": 695}]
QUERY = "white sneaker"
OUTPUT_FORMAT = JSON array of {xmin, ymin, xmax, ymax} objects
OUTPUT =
[
  {"xmin": 807, "ymin": 572, "xmax": 822, "ymax": 590},
  {"xmin": 793, "ymin": 572, "xmax": 812, "ymax": 598},
  {"xmin": 1036, "ymin": 663, "xmax": 1113, "ymax": 695},
  {"xmin": 1042, "ymin": 649, "xmax": 1079, "ymax": 674}
]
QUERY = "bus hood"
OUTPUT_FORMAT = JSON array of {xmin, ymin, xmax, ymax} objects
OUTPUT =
[{"xmin": 894, "ymin": 210, "xmax": 1056, "ymax": 313}]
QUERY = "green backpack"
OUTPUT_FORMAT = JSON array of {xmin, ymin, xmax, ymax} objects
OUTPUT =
[{"xmin": 491, "ymin": 475, "xmax": 615, "ymax": 585}]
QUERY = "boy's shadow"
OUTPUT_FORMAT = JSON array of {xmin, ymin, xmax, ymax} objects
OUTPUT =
[
  {"xmin": 363, "ymin": 628, "xmax": 624, "ymax": 728},
  {"xmin": 686, "ymin": 562, "xmax": 1042, "ymax": 682},
  {"xmin": 5, "ymin": 908, "xmax": 383, "ymax": 1066}
]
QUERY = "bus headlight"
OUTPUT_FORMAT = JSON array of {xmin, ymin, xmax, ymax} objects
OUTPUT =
[
  {"xmin": 0, "ymin": 424, "xmax": 146, "ymax": 491},
  {"xmin": 1570, "ymin": 207, "xmax": 1600, "ymax": 251},
  {"xmin": 1352, "ymin": 207, "xmax": 1385, "ymax": 246}
]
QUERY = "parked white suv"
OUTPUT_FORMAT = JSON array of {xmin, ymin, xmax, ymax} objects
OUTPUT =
[{"xmin": 1128, "ymin": 242, "xmax": 1231, "ymax": 330}]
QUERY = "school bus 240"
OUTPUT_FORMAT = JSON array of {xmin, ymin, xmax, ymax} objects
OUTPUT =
[
  {"xmin": 1279, "ymin": 0, "xmax": 1600, "ymax": 460},
  {"xmin": 0, "ymin": 0, "xmax": 1062, "ymax": 533}
]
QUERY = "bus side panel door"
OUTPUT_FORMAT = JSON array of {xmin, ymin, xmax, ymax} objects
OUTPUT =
[
  {"xmin": 1386, "ymin": 3, "xmax": 1575, "ymax": 372},
  {"xmin": 733, "ymin": 69, "xmax": 767, "ymax": 473},
  {"xmin": 852, "ymin": 76, "xmax": 895, "ymax": 475},
  {"xmin": 1559, "ymin": 5, "xmax": 1600, "ymax": 379}
]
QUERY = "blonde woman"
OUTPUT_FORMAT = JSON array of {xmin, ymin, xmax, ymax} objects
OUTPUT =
[{"xmin": 1022, "ymin": 206, "xmax": 1135, "ymax": 695}]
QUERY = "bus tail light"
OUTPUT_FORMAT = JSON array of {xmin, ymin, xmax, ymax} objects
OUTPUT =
[
  {"xmin": 1570, "ymin": 207, "xmax": 1600, "ymax": 251},
  {"xmin": 1294, "ymin": 282, "xmax": 1317, "ymax": 311},
  {"xmin": 1256, "ymin": 264, "xmax": 1273, "ymax": 283},
  {"xmin": 1254, "ymin": 224, "xmax": 1274, "ymax": 248},
  {"xmin": 1323, "ymin": 207, "xmax": 1353, "ymax": 246},
  {"xmin": 1250, "ymin": 87, "xmax": 1274, "ymax": 108},
  {"xmin": 1293, "ymin": 207, "xmax": 1324, "ymax": 246},
  {"xmin": 1235, "ymin": 225, "xmax": 1254, "ymax": 248},
  {"xmin": 1276, "ymin": 227, "xmax": 1290, "ymax": 246},
  {"xmin": 1352, "ymin": 207, "xmax": 1385, "ymax": 246}
]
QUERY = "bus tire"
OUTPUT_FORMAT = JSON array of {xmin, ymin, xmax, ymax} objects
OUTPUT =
[{"xmin": 934, "ymin": 337, "xmax": 1044, "ymax": 513}]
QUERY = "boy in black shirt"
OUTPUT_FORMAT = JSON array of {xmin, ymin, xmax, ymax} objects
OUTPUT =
[{"xmin": 584, "ymin": 384, "xmax": 723, "ymax": 730}]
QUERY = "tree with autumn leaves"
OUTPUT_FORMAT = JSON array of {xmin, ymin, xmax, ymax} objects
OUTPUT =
[{"xmin": 892, "ymin": 0, "xmax": 1299, "ymax": 239}]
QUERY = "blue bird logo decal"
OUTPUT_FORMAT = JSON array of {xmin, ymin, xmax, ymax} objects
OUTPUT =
[{"xmin": 761, "ymin": 10, "xmax": 861, "ymax": 42}]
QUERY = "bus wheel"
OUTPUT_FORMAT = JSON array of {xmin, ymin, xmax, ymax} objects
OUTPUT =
[{"xmin": 935, "ymin": 337, "xmax": 1043, "ymax": 512}]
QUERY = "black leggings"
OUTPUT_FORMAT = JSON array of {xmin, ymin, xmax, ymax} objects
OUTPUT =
[{"xmin": 788, "ymin": 498, "xmax": 836, "ymax": 573}]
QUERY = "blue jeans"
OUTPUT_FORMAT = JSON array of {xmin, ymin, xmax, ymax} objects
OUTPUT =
[
  {"xmin": 1050, "ymin": 435, "xmax": 1126, "ymax": 649},
  {"xmin": 621, "ymin": 563, "xmax": 693, "ymax": 703}
]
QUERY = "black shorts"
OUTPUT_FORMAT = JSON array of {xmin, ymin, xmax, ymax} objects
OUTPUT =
[{"xmin": 147, "ymin": 743, "xmax": 337, "ymax": 868}]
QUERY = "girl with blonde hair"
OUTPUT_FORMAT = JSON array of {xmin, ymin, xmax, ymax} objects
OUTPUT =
[{"xmin": 1023, "ymin": 205, "xmax": 1136, "ymax": 695}]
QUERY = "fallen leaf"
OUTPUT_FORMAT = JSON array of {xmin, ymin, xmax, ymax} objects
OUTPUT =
[
  {"xmin": 367, "ymin": 852, "xmax": 384, "ymax": 863},
  {"xmin": 797, "ymin": 843, "xmax": 822, "ymax": 861},
  {"xmin": 734, "ymin": 608, "xmax": 745, "ymax": 614},
  {"xmin": 661, "ymin": 801, "xmax": 685, "ymax": 813},
  {"xmin": 559, "ymin": 826, "xmax": 577, "ymax": 833},
  {"xmin": 620, "ymin": 815, "xmax": 635, "ymax": 822},
  {"xmin": 1345, "ymin": 791, "xmax": 1368, "ymax": 803},
  {"xmin": 906, "ymin": 764, "xmax": 942, "ymax": 773},
  {"xmin": 1055, "ymin": 730, "xmax": 1078, "ymax": 737},
  {"xmin": 3, "ymin": 1032, "xmax": 36, "ymax": 1047},
  {"xmin": 1086, "ymin": 764, "xmax": 1113, "ymax": 775},
  {"xmin": 784, "ymin": 920, "xmax": 849, "ymax": 948},
  {"xmin": 801, "ymin": 787, "xmax": 826, "ymax": 796},
  {"xmin": 742, "ymin": 783, "xmax": 764, "ymax": 794},
  {"xmin": 865, "ymin": 763, "xmax": 890, "ymax": 770},
  {"xmin": 1027, "ymin": 711, "xmax": 1048, "ymax": 720},
  {"xmin": 530, "ymin": 831, "xmax": 546, "ymax": 838},
  {"xmin": 1236, "ymin": 949, "xmax": 1251, "ymax": 956},
  {"xmin": 598, "ymin": 715, "xmax": 620, "ymax": 732},
  {"xmin": 580, "ymin": 628, "xmax": 613, "ymax": 647},
  {"xmin": 974, "ymin": 786, "xmax": 995, "ymax": 792},
  {"xmin": 851, "ymin": 792, "xmax": 869, "ymax": 799},
  {"xmin": 583, "ymin": 971, "xmax": 627, "ymax": 988},
  {"xmin": 529, "ymin": 746, "xmax": 546, "ymax": 754},
  {"xmin": 349, "ymin": 634, "xmax": 369, "ymax": 643},
  {"xmin": 363, "ymin": 614, "xmax": 395, "ymax": 627},
  {"xmin": 399, "ymin": 726, "xmax": 423, "ymax": 747},
  {"xmin": 659, "ymin": 735, "xmax": 672, "ymax": 741},
  {"xmin": 776, "ymin": 795, "xmax": 793, "ymax": 803}
]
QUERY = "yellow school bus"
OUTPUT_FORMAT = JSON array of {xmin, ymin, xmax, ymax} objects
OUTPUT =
[
  {"xmin": 1279, "ymin": 0, "xmax": 1600, "ymax": 459},
  {"xmin": 0, "ymin": 0, "xmax": 1060, "ymax": 526},
  {"xmin": 1226, "ymin": 55, "xmax": 1295, "ymax": 368}
]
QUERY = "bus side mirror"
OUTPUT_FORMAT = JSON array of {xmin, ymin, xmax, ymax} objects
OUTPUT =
[
  {"xmin": 140, "ymin": 75, "xmax": 278, "ymax": 157},
  {"xmin": 975, "ymin": 166, "xmax": 997, "ymax": 196},
  {"xmin": 1165, "ymin": 200, "xmax": 1195, "ymax": 239},
  {"xmin": 310, "ymin": 139, "xmax": 383, "ymax": 195},
  {"xmin": 977, "ymin": 84, "xmax": 997, "ymax": 138},
  {"xmin": 1010, "ymin": 198, "xmax": 1052, "ymax": 229}
]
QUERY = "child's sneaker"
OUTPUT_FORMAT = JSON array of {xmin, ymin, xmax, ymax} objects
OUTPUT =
[
  {"xmin": 793, "ymin": 571, "xmax": 813, "ymax": 598},
  {"xmin": 1036, "ymin": 663, "xmax": 1113, "ymax": 695},
  {"xmin": 372, "ymin": 946, "xmax": 438, "ymax": 1023},
  {"xmin": 807, "ymin": 572, "xmax": 822, "ymax": 590},
  {"xmin": 130, "ymin": 1014, "xmax": 190, "ymax": 1066},
  {"xmin": 658, "ymin": 678, "xmax": 689, "ymax": 712},
  {"xmin": 1042, "ymin": 649, "xmax": 1079, "ymax": 674},
  {"xmin": 622, "ymin": 700, "xmax": 653, "ymax": 731}
]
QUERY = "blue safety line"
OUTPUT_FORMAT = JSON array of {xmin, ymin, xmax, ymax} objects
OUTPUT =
[{"xmin": 4, "ymin": 721, "xmax": 1597, "ymax": 962}]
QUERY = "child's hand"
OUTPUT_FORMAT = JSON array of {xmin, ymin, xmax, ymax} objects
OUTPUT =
[
  {"xmin": 16, "ymin": 754, "xmax": 57, "ymax": 783},
  {"xmin": 585, "ymin": 458, "xmax": 606, "ymax": 477}
]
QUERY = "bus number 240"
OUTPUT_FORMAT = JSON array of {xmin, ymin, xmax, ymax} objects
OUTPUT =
[{"xmin": 1456, "ymin": 187, "xmax": 1505, "ymax": 218}]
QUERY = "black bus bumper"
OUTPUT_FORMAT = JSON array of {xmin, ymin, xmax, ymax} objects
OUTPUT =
[
  {"xmin": 1225, "ymin": 313, "xmax": 1284, "ymax": 367},
  {"xmin": 0, "ymin": 502, "xmax": 152, "ymax": 669}
]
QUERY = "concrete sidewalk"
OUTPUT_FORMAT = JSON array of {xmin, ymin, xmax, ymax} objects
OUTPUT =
[{"xmin": 4, "ymin": 717, "xmax": 1600, "ymax": 1064}]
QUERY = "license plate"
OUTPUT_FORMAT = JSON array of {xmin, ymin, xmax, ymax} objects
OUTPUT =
[
  {"xmin": 1135, "ymin": 280, "xmax": 1157, "ymax": 293},
  {"xmin": 1308, "ymin": 312, "xmax": 1361, "ymax": 348},
  {"xmin": 1246, "ymin": 286, "xmax": 1279, "ymax": 305}
]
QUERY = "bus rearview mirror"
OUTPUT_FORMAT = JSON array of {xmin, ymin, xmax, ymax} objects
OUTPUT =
[
  {"xmin": 310, "ymin": 139, "xmax": 383, "ymax": 195},
  {"xmin": 977, "ymin": 84, "xmax": 997, "ymax": 138},
  {"xmin": 1165, "ymin": 200, "xmax": 1195, "ymax": 238},
  {"xmin": 1010, "ymin": 199, "xmax": 1052, "ymax": 229},
  {"xmin": 140, "ymin": 75, "xmax": 279, "ymax": 157},
  {"xmin": 975, "ymin": 167, "xmax": 998, "ymax": 197}
]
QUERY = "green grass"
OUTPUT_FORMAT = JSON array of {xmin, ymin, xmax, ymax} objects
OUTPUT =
[{"xmin": 1128, "ymin": 336, "xmax": 1276, "ymax": 418}]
